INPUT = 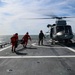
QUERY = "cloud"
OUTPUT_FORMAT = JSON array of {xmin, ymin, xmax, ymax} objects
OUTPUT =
[
  {"xmin": 0, "ymin": 0, "xmax": 7, "ymax": 7},
  {"xmin": 0, "ymin": 0, "xmax": 75, "ymax": 35}
]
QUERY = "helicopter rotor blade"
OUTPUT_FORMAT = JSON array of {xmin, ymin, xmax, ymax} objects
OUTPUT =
[
  {"xmin": 24, "ymin": 18, "xmax": 53, "ymax": 19},
  {"xmin": 43, "ymin": 14, "xmax": 75, "ymax": 19},
  {"xmin": 23, "ymin": 14, "xmax": 75, "ymax": 20}
]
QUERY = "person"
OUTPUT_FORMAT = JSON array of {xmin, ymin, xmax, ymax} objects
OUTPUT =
[
  {"xmin": 22, "ymin": 32, "xmax": 31, "ymax": 48},
  {"xmin": 38, "ymin": 30, "xmax": 45, "ymax": 45},
  {"xmin": 10, "ymin": 33, "xmax": 18, "ymax": 52}
]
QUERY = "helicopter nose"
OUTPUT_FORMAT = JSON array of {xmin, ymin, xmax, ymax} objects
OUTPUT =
[{"xmin": 56, "ymin": 32, "xmax": 63, "ymax": 36}]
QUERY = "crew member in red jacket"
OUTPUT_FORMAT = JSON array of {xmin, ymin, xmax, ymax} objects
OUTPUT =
[
  {"xmin": 11, "ymin": 33, "xmax": 18, "ymax": 52},
  {"xmin": 22, "ymin": 32, "xmax": 31, "ymax": 48}
]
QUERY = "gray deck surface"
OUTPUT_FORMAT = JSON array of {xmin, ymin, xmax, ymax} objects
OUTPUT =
[{"xmin": 0, "ymin": 40, "xmax": 75, "ymax": 75}]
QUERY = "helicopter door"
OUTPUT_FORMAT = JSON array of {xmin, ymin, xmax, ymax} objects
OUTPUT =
[
  {"xmin": 50, "ymin": 28, "xmax": 53, "ymax": 38},
  {"xmin": 50, "ymin": 27, "xmax": 56, "ymax": 39},
  {"xmin": 65, "ymin": 26, "xmax": 73, "ymax": 35}
]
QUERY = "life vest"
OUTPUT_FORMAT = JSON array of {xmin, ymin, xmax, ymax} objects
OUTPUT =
[{"xmin": 11, "ymin": 36, "xmax": 16, "ymax": 43}]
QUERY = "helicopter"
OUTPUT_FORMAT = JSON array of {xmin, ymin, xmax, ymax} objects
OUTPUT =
[
  {"xmin": 24, "ymin": 15, "xmax": 74, "ymax": 44},
  {"xmin": 47, "ymin": 16, "xmax": 74, "ymax": 44}
]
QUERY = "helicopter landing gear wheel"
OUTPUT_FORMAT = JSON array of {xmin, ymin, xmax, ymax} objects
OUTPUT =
[
  {"xmin": 68, "ymin": 40, "xmax": 72, "ymax": 44},
  {"xmin": 51, "ymin": 39, "xmax": 55, "ymax": 45},
  {"xmin": 64, "ymin": 39, "xmax": 72, "ymax": 44}
]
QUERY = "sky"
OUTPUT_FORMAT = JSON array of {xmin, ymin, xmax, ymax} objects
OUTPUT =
[{"xmin": 0, "ymin": 0, "xmax": 75, "ymax": 35}]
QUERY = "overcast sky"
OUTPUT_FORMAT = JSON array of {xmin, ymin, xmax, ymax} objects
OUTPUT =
[{"xmin": 0, "ymin": 0, "xmax": 75, "ymax": 35}]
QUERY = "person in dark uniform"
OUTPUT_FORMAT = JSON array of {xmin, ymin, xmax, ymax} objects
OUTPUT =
[{"xmin": 38, "ymin": 30, "xmax": 45, "ymax": 45}]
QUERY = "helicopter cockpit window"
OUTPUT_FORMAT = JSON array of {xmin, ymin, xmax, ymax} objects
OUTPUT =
[
  {"xmin": 56, "ymin": 26, "xmax": 72, "ymax": 34},
  {"xmin": 56, "ymin": 26, "xmax": 64, "ymax": 32}
]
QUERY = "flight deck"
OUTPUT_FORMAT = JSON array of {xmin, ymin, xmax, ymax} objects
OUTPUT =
[{"xmin": 0, "ymin": 40, "xmax": 75, "ymax": 75}]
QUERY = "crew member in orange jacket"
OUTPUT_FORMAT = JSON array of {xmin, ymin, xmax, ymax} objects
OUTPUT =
[
  {"xmin": 22, "ymin": 32, "xmax": 31, "ymax": 48},
  {"xmin": 11, "ymin": 33, "xmax": 18, "ymax": 52}
]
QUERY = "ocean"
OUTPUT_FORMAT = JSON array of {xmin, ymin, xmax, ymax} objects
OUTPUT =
[
  {"xmin": 0, "ymin": 34, "xmax": 75, "ymax": 44},
  {"xmin": 0, "ymin": 35, "xmax": 50, "ymax": 43},
  {"xmin": 0, "ymin": 35, "xmax": 35, "ymax": 43},
  {"xmin": 0, "ymin": 34, "xmax": 50, "ymax": 44}
]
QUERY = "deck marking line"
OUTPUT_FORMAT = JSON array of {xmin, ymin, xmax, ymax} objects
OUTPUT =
[
  {"xmin": 0, "ymin": 55, "xmax": 75, "ymax": 58},
  {"xmin": 32, "ymin": 43, "xmax": 67, "ymax": 48},
  {"xmin": 66, "ymin": 47, "xmax": 75, "ymax": 53},
  {"xmin": 32, "ymin": 43, "xmax": 75, "ymax": 53},
  {"xmin": 0, "ymin": 46, "xmax": 11, "ymax": 52}
]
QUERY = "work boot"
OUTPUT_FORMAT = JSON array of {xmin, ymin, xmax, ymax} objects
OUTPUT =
[
  {"xmin": 11, "ymin": 49, "xmax": 14, "ymax": 53},
  {"xmin": 24, "ymin": 45, "xmax": 27, "ymax": 48},
  {"xmin": 14, "ymin": 48, "xmax": 16, "ymax": 52}
]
